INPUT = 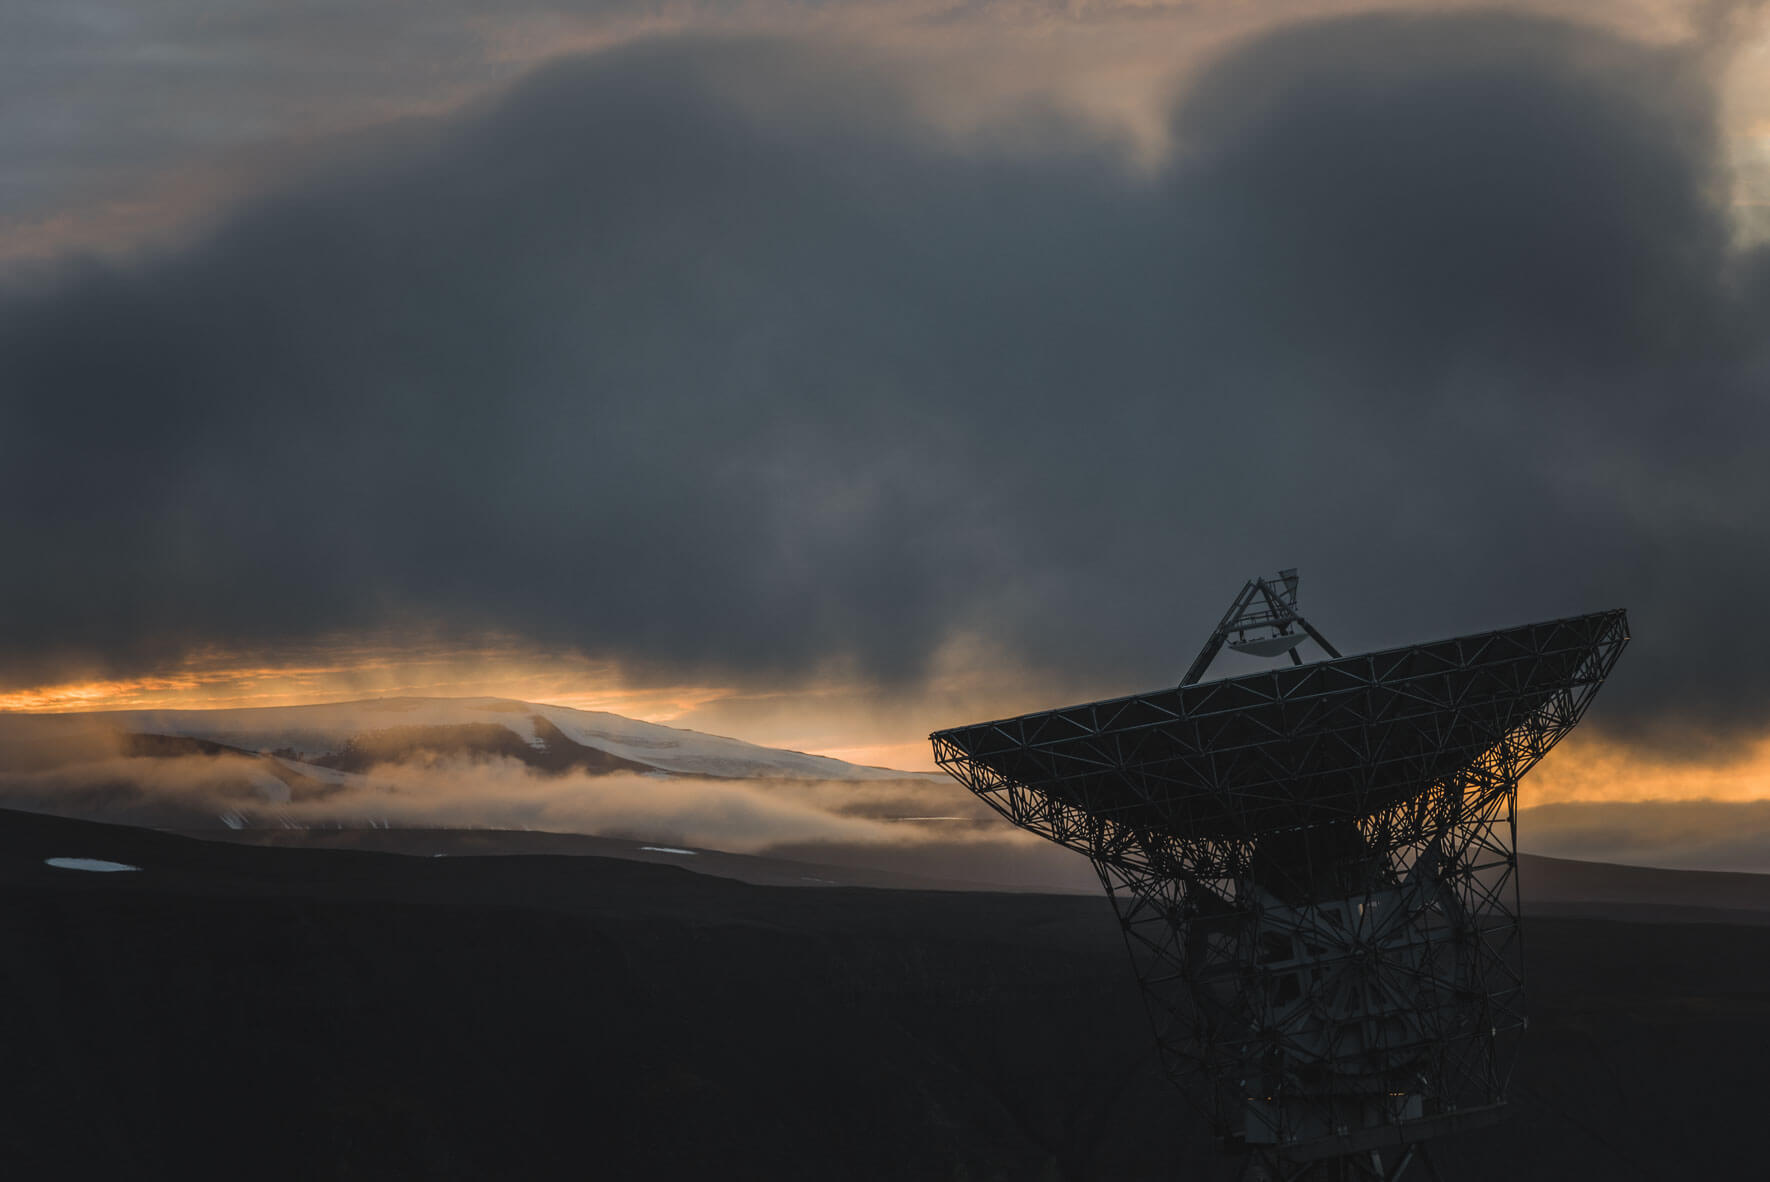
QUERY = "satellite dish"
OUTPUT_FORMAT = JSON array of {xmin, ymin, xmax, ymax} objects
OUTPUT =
[{"xmin": 933, "ymin": 572, "xmax": 1629, "ymax": 1181}]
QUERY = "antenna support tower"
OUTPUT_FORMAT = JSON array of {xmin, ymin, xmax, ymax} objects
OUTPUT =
[{"xmin": 932, "ymin": 572, "xmax": 1629, "ymax": 1180}]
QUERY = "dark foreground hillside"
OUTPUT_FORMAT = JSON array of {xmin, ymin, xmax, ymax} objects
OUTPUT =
[{"xmin": 0, "ymin": 809, "xmax": 1762, "ymax": 1179}]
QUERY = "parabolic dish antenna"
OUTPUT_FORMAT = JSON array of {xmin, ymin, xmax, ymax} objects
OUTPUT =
[{"xmin": 932, "ymin": 572, "xmax": 1628, "ymax": 1181}]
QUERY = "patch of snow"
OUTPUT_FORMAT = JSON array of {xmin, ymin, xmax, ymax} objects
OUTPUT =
[
  {"xmin": 639, "ymin": 846, "xmax": 697, "ymax": 856},
  {"xmin": 45, "ymin": 857, "xmax": 140, "ymax": 873},
  {"xmin": 219, "ymin": 810, "xmax": 247, "ymax": 830},
  {"xmin": 532, "ymin": 702, "xmax": 939, "ymax": 782},
  {"xmin": 270, "ymin": 757, "xmax": 358, "ymax": 786},
  {"xmin": 519, "ymin": 718, "xmax": 547, "ymax": 749},
  {"xmin": 247, "ymin": 770, "xmax": 291, "ymax": 804}
]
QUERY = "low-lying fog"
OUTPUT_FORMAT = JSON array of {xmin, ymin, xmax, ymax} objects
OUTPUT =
[
  {"xmin": 4, "ymin": 715, "xmax": 1768, "ymax": 876},
  {"xmin": 0, "ymin": 715, "xmax": 1102, "ymax": 887}
]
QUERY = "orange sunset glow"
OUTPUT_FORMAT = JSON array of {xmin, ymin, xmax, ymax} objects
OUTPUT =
[
  {"xmin": 0, "ymin": 645, "xmax": 960, "ymax": 769},
  {"xmin": 5, "ymin": 649, "xmax": 1766, "ymax": 792},
  {"xmin": 9, "ymin": 1, "xmax": 1770, "ymax": 1175},
  {"xmin": 0, "ymin": 646, "xmax": 726, "ymax": 721}
]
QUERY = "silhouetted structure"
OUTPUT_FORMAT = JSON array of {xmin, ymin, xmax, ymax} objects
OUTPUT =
[{"xmin": 933, "ymin": 573, "xmax": 1629, "ymax": 1180}]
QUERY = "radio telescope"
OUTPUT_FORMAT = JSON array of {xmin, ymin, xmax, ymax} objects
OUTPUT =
[{"xmin": 932, "ymin": 571, "xmax": 1628, "ymax": 1181}]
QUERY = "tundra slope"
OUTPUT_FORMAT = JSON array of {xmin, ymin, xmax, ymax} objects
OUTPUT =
[{"xmin": 0, "ymin": 806, "xmax": 1764, "ymax": 1179}]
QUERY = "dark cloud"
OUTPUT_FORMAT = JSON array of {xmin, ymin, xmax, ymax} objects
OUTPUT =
[
  {"xmin": 1522, "ymin": 800, "xmax": 1770, "ymax": 873},
  {"xmin": 4, "ymin": 16, "xmax": 1768, "ymax": 747}
]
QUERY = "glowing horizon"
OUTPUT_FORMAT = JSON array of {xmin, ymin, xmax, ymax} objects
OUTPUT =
[
  {"xmin": 5, "ymin": 649, "xmax": 1767, "ymax": 791},
  {"xmin": 6, "ymin": 4, "xmax": 1770, "ymax": 849}
]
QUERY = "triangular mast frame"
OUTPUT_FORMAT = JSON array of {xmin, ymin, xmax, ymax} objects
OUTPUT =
[{"xmin": 1181, "ymin": 569, "xmax": 1342, "ymax": 687}]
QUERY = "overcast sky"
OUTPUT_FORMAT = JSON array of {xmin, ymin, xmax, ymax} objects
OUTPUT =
[{"xmin": 5, "ymin": 0, "xmax": 1770, "ymax": 780}]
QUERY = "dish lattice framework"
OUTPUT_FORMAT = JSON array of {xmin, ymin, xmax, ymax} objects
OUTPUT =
[{"xmin": 932, "ymin": 591, "xmax": 1628, "ymax": 1177}]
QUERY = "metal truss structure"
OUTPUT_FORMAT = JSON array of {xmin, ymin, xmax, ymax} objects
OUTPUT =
[
  {"xmin": 1181, "ymin": 569, "xmax": 1340, "ymax": 685},
  {"xmin": 933, "ymin": 581, "xmax": 1628, "ymax": 1180}
]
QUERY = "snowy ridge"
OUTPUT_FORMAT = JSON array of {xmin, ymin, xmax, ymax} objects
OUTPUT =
[
  {"xmin": 75, "ymin": 697, "xmax": 937, "ymax": 782},
  {"xmin": 526, "ymin": 703, "xmax": 930, "ymax": 781}
]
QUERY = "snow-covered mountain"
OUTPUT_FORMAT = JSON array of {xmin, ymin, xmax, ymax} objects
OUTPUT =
[
  {"xmin": 0, "ymin": 697, "xmax": 963, "ymax": 843},
  {"xmin": 58, "ymin": 696, "xmax": 937, "ymax": 782}
]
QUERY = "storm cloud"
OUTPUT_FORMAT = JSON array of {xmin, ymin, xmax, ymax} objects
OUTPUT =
[{"xmin": 4, "ymin": 15, "xmax": 1768, "ymax": 748}]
